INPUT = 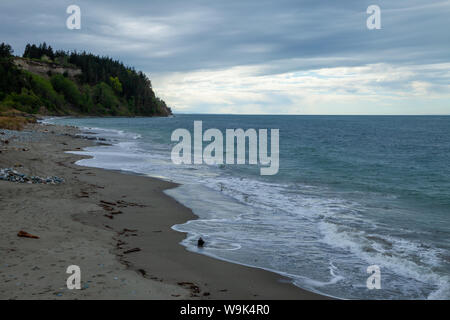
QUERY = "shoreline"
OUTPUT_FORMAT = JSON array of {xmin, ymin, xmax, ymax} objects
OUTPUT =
[{"xmin": 0, "ymin": 122, "xmax": 328, "ymax": 299}]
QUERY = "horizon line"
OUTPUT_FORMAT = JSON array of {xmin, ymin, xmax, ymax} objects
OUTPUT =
[{"xmin": 171, "ymin": 113, "xmax": 450, "ymax": 116}]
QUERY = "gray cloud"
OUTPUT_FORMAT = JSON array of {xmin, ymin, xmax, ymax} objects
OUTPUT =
[
  {"xmin": 1, "ymin": 0, "xmax": 449, "ymax": 73},
  {"xmin": 0, "ymin": 0, "xmax": 449, "ymax": 114}
]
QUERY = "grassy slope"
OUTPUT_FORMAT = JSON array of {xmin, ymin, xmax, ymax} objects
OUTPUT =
[{"xmin": 0, "ymin": 56, "xmax": 171, "ymax": 118}]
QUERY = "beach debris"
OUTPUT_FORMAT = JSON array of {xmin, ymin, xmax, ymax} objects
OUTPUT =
[
  {"xmin": 89, "ymin": 183, "xmax": 104, "ymax": 189},
  {"xmin": 99, "ymin": 206, "xmax": 122, "ymax": 215},
  {"xmin": 118, "ymin": 228, "xmax": 138, "ymax": 235},
  {"xmin": 104, "ymin": 214, "xmax": 114, "ymax": 219},
  {"xmin": 116, "ymin": 240, "xmax": 126, "ymax": 248},
  {"xmin": 100, "ymin": 200, "xmax": 117, "ymax": 206},
  {"xmin": 0, "ymin": 168, "xmax": 64, "ymax": 184},
  {"xmin": 126, "ymin": 233, "xmax": 138, "ymax": 237},
  {"xmin": 116, "ymin": 200, "xmax": 147, "ymax": 208},
  {"xmin": 137, "ymin": 269, "xmax": 146, "ymax": 276},
  {"xmin": 100, "ymin": 204, "xmax": 114, "ymax": 211},
  {"xmin": 76, "ymin": 191, "xmax": 90, "ymax": 198},
  {"xmin": 123, "ymin": 248, "xmax": 141, "ymax": 254},
  {"xmin": 17, "ymin": 230, "xmax": 39, "ymax": 239},
  {"xmin": 197, "ymin": 237, "xmax": 205, "ymax": 248},
  {"xmin": 99, "ymin": 200, "xmax": 125, "ymax": 213},
  {"xmin": 178, "ymin": 282, "xmax": 201, "ymax": 295}
]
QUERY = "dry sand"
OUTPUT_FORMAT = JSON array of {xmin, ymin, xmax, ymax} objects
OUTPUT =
[{"xmin": 0, "ymin": 122, "xmax": 327, "ymax": 300}]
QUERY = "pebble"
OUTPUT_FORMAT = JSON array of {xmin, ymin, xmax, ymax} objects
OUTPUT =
[{"xmin": 0, "ymin": 168, "xmax": 64, "ymax": 184}]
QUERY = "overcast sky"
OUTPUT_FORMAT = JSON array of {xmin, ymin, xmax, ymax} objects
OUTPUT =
[{"xmin": 1, "ymin": 0, "xmax": 449, "ymax": 114}]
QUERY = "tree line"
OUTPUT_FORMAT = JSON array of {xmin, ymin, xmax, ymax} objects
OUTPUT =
[{"xmin": 0, "ymin": 42, "xmax": 171, "ymax": 117}]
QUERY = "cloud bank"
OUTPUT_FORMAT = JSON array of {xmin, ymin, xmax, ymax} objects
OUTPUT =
[{"xmin": 1, "ymin": 0, "xmax": 449, "ymax": 114}]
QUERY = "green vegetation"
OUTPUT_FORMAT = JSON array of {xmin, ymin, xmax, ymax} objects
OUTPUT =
[
  {"xmin": 0, "ymin": 43, "xmax": 27, "ymax": 103},
  {"xmin": 0, "ymin": 42, "xmax": 172, "ymax": 117},
  {"xmin": 50, "ymin": 74, "xmax": 83, "ymax": 107}
]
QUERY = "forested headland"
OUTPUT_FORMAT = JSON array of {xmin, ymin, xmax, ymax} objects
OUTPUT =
[{"xmin": 0, "ymin": 42, "xmax": 172, "ymax": 118}]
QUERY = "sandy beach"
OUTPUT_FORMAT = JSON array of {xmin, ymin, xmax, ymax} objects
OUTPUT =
[{"xmin": 0, "ymin": 122, "xmax": 326, "ymax": 300}]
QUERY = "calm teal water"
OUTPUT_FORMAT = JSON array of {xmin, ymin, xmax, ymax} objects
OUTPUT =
[{"xmin": 49, "ymin": 115, "xmax": 450, "ymax": 299}]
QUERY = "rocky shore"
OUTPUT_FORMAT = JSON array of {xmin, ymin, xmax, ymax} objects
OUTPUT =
[{"xmin": 0, "ymin": 168, "xmax": 64, "ymax": 184}]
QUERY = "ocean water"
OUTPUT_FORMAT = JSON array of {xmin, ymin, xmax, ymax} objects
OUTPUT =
[{"xmin": 47, "ymin": 115, "xmax": 450, "ymax": 299}]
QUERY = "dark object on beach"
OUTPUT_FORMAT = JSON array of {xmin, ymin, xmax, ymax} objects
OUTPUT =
[
  {"xmin": 137, "ymin": 269, "xmax": 146, "ymax": 276},
  {"xmin": 123, "ymin": 248, "xmax": 141, "ymax": 254},
  {"xmin": 100, "ymin": 200, "xmax": 117, "ymax": 206},
  {"xmin": 197, "ymin": 237, "xmax": 205, "ymax": 247},
  {"xmin": 178, "ymin": 282, "xmax": 201, "ymax": 294},
  {"xmin": 116, "ymin": 240, "xmax": 126, "ymax": 248},
  {"xmin": 77, "ymin": 191, "xmax": 90, "ymax": 198},
  {"xmin": 100, "ymin": 204, "xmax": 114, "ymax": 211},
  {"xmin": 116, "ymin": 200, "xmax": 147, "ymax": 208},
  {"xmin": 122, "ymin": 228, "xmax": 138, "ymax": 233},
  {"xmin": 17, "ymin": 230, "xmax": 39, "ymax": 239}
]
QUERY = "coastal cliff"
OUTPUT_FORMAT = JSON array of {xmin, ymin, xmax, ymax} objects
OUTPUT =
[
  {"xmin": 0, "ymin": 42, "xmax": 172, "ymax": 117},
  {"xmin": 13, "ymin": 57, "xmax": 82, "ymax": 80}
]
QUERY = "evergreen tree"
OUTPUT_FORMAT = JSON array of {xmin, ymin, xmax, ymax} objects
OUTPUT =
[{"xmin": 1, "ymin": 42, "xmax": 171, "ymax": 117}]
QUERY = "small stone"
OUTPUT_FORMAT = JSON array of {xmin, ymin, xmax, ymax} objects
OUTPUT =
[{"xmin": 197, "ymin": 237, "xmax": 205, "ymax": 247}]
